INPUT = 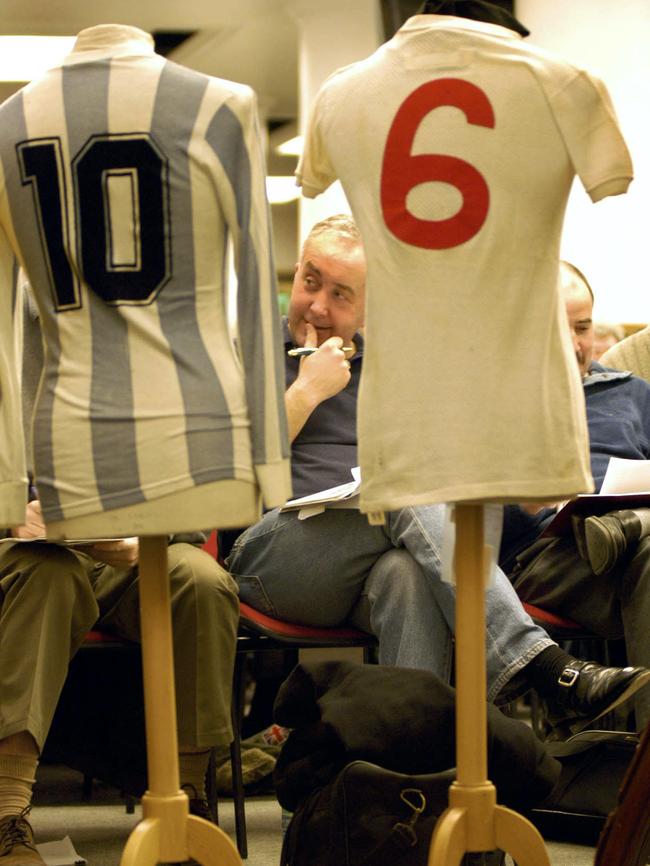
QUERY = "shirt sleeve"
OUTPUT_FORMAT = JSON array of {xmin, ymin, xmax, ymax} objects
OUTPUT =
[
  {"xmin": 548, "ymin": 68, "xmax": 633, "ymax": 202},
  {"xmin": 296, "ymin": 84, "xmax": 339, "ymax": 198},
  {"xmin": 0, "ymin": 214, "xmax": 28, "ymax": 528},
  {"xmin": 216, "ymin": 87, "xmax": 291, "ymax": 509}
]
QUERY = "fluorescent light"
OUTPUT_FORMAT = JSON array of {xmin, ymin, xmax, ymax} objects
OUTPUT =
[
  {"xmin": 275, "ymin": 135, "xmax": 304, "ymax": 157},
  {"xmin": 266, "ymin": 176, "xmax": 300, "ymax": 205},
  {"xmin": 0, "ymin": 36, "xmax": 76, "ymax": 82}
]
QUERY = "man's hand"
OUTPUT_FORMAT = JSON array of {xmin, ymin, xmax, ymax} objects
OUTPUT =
[
  {"xmin": 285, "ymin": 323, "xmax": 352, "ymax": 441},
  {"xmin": 298, "ymin": 324, "xmax": 352, "ymax": 403},
  {"xmin": 11, "ymin": 500, "xmax": 46, "ymax": 539},
  {"xmin": 81, "ymin": 538, "xmax": 140, "ymax": 569}
]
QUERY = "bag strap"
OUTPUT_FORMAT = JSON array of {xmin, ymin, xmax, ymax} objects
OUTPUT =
[{"xmin": 360, "ymin": 787, "xmax": 428, "ymax": 862}]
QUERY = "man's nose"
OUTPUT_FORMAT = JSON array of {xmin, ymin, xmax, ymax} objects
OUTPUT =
[{"xmin": 310, "ymin": 293, "xmax": 328, "ymax": 316}]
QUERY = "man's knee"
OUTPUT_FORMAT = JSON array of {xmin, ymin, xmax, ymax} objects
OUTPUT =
[
  {"xmin": 1, "ymin": 543, "xmax": 92, "ymax": 600},
  {"xmin": 364, "ymin": 549, "xmax": 424, "ymax": 602},
  {"xmin": 167, "ymin": 543, "xmax": 239, "ymax": 610}
]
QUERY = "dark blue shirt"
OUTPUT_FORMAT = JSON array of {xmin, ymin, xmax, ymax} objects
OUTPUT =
[{"xmin": 283, "ymin": 319, "xmax": 363, "ymax": 498}]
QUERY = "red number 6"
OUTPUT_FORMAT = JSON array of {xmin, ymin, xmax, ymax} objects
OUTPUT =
[{"xmin": 380, "ymin": 78, "xmax": 495, "ymax": 250}]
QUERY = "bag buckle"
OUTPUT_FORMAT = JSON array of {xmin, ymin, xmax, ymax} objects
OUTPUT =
[
  {"xmin": 558, "ymin": 667, "xmax": 580, "ymax": 688},
  {"xmin": 392, "ymin": 788, "xmax": 426, "ymax": 848}
]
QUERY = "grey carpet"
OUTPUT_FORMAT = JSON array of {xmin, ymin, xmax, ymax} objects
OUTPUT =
[{"xmin": 32, "ymin": 764, "xmax": 596, "ymax": 866}]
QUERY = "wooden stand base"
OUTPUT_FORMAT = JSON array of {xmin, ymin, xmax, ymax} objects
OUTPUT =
[
  {"xmin": 428, "ymin": 505, "xmax": 550, "ymax": 866},
  {"xmin": 119, "ymin": 536, "xmax": 242, "ymax": 866}
]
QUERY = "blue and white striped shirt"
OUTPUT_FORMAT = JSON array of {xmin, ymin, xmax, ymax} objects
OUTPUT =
[{"xmin": 0, "ymin": 24, "xmax": 290, "ymax": 526}]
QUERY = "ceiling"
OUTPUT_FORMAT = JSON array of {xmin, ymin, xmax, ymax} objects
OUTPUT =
[
  {"xmin": 0, "ymin": 0, "xmax": 303, "ymax": 266},
  {"xmin": 0, "ymin": 0, "xmax": 299, "ymax": 133}
]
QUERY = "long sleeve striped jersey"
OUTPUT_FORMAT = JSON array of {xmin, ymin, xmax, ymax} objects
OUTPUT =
[{"xmin": 0, "ymin": 24, "xmax": 291, "ymax": 526}]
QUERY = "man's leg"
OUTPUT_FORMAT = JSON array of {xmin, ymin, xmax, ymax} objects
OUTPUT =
[
  {"xmin": 383, "ymin": 506, "xmax": 555, "ymax": 700},
  {"xmin": 348, "ymin": 548, "xmax": 453, "ymax": 684},
  {"xmin": 381, "ymin": 506, "xmax": 649, "ymax": 728},
  {"xmin": 622, "ymin": 537, "xmax": 650, "ymax": 727},
  {"xmin": 510, "ymin": 535, "xmax": 624, "ymax": 637},
  {"xmin": 226, "ymin": 508, "xmax": 394, "ymax": 626},
  {"xmin": 229, "ymin": 504, "xmax": 649, "ymax": 729},
  {"xmin": 511, "ymin": 534, "xmax": 650, "ymax": 730},
  {"xmin": 0, "ymin": 543, "xmax": 98, "ymax": 864},
  {"xmin": 227, "ymin": 505, "xmax": 550, "ymax": 697},
  {"xmin": 92, "ymin": 543, "xmax": 240, "ymax": 808}
]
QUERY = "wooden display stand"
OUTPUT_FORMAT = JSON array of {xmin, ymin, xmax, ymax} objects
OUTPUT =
[
  {"xmin": 120, "ymin": 536, "xmax": 242, "ymax": 866},
  {"xmin": 428, "ymin": 504, "xmax": 551, "ymax": 866}
]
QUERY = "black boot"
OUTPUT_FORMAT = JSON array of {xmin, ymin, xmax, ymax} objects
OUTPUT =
[
  {"xmin": 544, "ymin": 659, "xmax": 650, "ymax": 737},
  {"xmin": 582, "ymin": 509, "xmax": 643, "ymax": 574}
]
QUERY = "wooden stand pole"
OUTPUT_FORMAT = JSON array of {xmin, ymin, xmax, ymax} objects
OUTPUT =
[
  {"xmin": 428, "ymin": 504, "xmax": 551, "ymax": 866},
  {"xmin": 120, "ymin": 535, "xmax": 242, "ymax": 866}
]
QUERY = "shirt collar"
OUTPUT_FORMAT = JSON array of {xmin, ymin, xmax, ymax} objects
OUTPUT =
[
  {"xmin": 397, "ymin": 14, "xmax": 523, "ymax": 42},
  {"xmin": 67, "ymin": 24, "xmax": 155, "ymax": 62},
  {"xmin": 584, "ymin": 360, "xmax": 632, "ymax": 388}
]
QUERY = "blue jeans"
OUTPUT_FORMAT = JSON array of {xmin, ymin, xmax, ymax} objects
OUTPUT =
[{"xmin": 226, "ymin": 505, "xmax": 553, "ymax": 701}]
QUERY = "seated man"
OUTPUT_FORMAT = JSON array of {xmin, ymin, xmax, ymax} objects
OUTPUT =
[
  {"xmin": 0, "ymin": 497, "xmax": 240, "ymax": 866},
  {"xmin": 0, "ymin": 301, "xmax": 241, "ymax": 866},
  {"xmin": 226, "ymin": 215, "xmax": 650, "ymax": 739},
  {"xmin": 501, "ymin": 261, "xmax": 650, "ymax": 730}
]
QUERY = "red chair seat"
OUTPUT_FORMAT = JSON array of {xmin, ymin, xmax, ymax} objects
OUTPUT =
[
  {"xmin": 522, "ymin": 602, "xmax": 590, "ymax": 635},
  {"xmin": 238, "ymin": 601, "xmax": 376, "ymax": 646}
]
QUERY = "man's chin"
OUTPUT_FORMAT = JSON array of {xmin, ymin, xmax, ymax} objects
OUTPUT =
[{"xmin": 313, "ymin": 328, "xmax": 332, "ymax": 344}]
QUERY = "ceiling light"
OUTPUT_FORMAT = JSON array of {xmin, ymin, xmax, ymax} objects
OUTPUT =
[
  {"xmin": 275, "ymin": 135, "xmax": 304, "ymax": 157},
  {"xmin": 268, "ymin": 122, "xmax": 303, "ymax": 158},
  {"xmin": 0, "ymin": 36, "xmax": 76, "ymax": 82},
  {"xmin": 265, "ymin": 176, "xmax": 300, "ymax": 205}
]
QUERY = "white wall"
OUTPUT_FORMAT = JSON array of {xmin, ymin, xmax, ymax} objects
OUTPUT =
[{"xmin": 518, "ymin": 0, "xmax": 650, "ymax": 323}]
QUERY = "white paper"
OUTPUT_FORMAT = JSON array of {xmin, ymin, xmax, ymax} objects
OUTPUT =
[
  {"xmin": 600, "ymin": 457, "xmax": 650, "ymax": 495},
  {"xmin": 282, "ymin": 467, "xmax": 361, "ymax": 515},
  {"xmin": 36, "ymin": 836, "xmax": 86, "ymax": 866}
]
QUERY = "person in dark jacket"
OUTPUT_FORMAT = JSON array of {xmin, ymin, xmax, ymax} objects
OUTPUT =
[{"xmin": 502, "ymin": 261, "xmax": 650, "ymax": 730}]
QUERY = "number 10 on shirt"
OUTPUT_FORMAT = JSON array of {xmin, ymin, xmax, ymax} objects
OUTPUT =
[{"xmin": 17, "ymin": 132, "xmax": 171, "ymax": 311}]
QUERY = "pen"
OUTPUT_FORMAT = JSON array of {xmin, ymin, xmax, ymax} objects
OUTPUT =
[{"xmin": 287, "ymin": 346, "xmax": 355, "ymax": 357}]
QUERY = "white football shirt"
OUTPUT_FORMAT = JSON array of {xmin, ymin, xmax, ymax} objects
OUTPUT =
[
  {"xmin": 0, "ymin": 24, "xmax": 290, "ymax": 525},
  {"xmin": 298, "ymin": 14, "xmax": 633, "ymax": 513}
]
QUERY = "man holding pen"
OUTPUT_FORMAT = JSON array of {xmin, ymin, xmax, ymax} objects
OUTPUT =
[{"xmin": 226, "ymin": 214, "xmax": 650, "ymax": 738}]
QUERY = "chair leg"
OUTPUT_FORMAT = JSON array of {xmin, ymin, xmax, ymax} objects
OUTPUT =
[
  {"xmin": 231, "ymin": 652, "xmax": 249, "ymax": 859},
  {"xmin": 205, "ymin": 747, "xmax": 219, "ymax": 825},
  {"xmin": 81, "ymin": 774, "xmax": 93, "ymax": 801}
]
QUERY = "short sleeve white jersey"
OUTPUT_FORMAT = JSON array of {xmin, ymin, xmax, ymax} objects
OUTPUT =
[
  {"xmin": 0, "ymin": 25, "xmax": 290, "ymax": 525},
  {"xmin": 297, "ymin": 14, "xmax": 633, "ymax": 513}
]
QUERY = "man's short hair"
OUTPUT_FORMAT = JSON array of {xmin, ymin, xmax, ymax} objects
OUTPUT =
[
  {"xmin": 303, "ymin": 214, "xmax": 361, "ymax": 252},
  {"xmin": 560, "ymin": 260, "xmax": 594, "ymax": 303}
]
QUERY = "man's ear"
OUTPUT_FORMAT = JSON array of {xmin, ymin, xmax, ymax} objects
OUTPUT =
[{"xmin": 294, "ymin": 262, "xmax": 300, "ymax": 276}]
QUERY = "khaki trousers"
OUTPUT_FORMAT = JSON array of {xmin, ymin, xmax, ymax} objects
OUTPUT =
[{"xmin": 0, "ymin": 540, "xmax": 239, "ymax": 751}]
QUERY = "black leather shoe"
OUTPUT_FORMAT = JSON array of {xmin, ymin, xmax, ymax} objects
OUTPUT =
[
  {"xmin": 545, "ymin": 659, "xmax": 650, "ymax": 737},
  {"xmin": 583, "ymin": 510, "xmax": 643, "ymax": 574}
]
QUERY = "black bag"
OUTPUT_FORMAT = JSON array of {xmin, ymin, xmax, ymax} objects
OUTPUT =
[
  {"xmin": 280, "ymin": 760, "xmax": 505, "ymax": 866},
  {"xmin": 529, "ymin": 729, "xmax": 640, "ymax": 846}
]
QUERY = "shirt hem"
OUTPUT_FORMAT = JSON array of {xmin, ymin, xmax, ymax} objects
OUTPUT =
[{"xmin": 359, "ymin": 474, "xmax": 595, "ymax": 514}]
